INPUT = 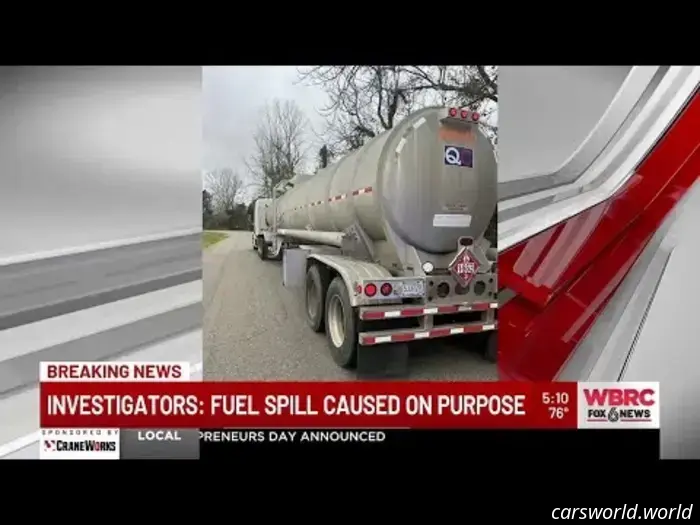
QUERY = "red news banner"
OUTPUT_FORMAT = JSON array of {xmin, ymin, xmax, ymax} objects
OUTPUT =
[{"xmin": 40, "ymin": 363, "xmax": 580, "ymax": 429}]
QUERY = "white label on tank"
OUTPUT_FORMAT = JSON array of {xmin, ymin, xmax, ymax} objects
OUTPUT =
[
  {"xmin": 433, "ymin": 214, "xmax": 472, "ymax": 228},
  {"xmin": 412, "ymin": 117, "xmax": 427, "ymax": 130},
  {"xmin": 395, "ymin": 137, "xmax": 407, "ymax": 155}
]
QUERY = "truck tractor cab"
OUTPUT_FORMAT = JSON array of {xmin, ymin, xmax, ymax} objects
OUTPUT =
[{"xmin": 252, "ymin": 198, "xmax": 272, "ymax": 254}]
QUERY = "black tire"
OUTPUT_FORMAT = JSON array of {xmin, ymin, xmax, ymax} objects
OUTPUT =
[
  {"xmin": 271, "ymin": 243, "xmax": 284, "ymax": 261},
  {"xmin": 257, "ymin": 237, "xmax": 267, "ymax": 260},
  {"xmin": 305, "ymin": 264, "xmax": 329, "ymax": 333},
  {"xmin": 324, "ymin": 277, "xmax": 358, "ymax": 369},
  {"xmin": 484, "ymin": 331, "xmax": 497, "ymax": 363}
]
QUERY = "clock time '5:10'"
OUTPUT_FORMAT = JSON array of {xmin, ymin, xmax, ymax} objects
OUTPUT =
[{"xmin": 542, "ymin": 392, "xmax": 570, "ymax": 405}]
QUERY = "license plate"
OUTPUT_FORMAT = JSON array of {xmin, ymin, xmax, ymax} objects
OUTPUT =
[{"xmin": 397, "ymin": 280, "xmax": 425, "ymax": 298}]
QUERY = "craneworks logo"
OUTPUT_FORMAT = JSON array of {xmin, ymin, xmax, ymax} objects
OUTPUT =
[
  {"xmin": 578, "ymin": 382, "xmax": 660, "ymax": 429},
  {"xmin": 46, "ymin": 439, "xmax": 117, "ymax": 452},
  {"xmin": 40, "ymin": 429, "xmax": 120, "ymax": 460}
]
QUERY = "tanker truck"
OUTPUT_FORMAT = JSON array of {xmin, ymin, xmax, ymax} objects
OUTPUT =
[{"xmin": 252, "ymin": 106, "xmax": 498, "ymax": 374}]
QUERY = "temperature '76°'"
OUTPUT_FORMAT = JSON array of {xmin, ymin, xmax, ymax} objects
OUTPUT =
[{"xmin": 548, "ymin": 406, "xmax": 569, "ymax": 419}]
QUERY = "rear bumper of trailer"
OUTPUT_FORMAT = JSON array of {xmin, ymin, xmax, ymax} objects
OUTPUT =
[
  {"xmin": 359, "ymin": 301, "xmax": 497, "ymax": 320},
  {"xmin": 359, "ymin": 321, "xmax": 497, "ymax": 346},
  {"xmin": 358, "ymin": 300, "xmax": 497, "ymax": 346}
]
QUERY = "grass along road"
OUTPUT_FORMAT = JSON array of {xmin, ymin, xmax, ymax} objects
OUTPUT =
[{"xmin": 203, "ymin": 231, "xmax": 229, "ymax": 249}]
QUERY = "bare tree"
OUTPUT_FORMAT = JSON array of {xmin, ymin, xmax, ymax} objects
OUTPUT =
[
  {"xmin": 205, "ymin": 168, "xmax": 243, "ymax": 214},
  {"xmin": 298, "ymin": 66, "xmax": 497, "ymax": 153},
  {"xmin": 246, "ymin": 99, "xmax": 309, "ymax": 198}
]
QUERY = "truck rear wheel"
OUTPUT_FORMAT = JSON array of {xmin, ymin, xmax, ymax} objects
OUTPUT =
[
  {"xmin": 257, "ymin": 237, "xmax": 267, "ymax": 260},
  {"xmin": 305, "ymin": 264, "xmax": 329, "ymax": 333},
  {"xmin": 484, "ymin": 331, "xmax": 497, "ymax": 363},
  {"xmin": 325, "ymin": 276, "xmax": 358, "ymax": 369},
  {"xmin": 270, "ymin": 243, "xmax": 284, "ymax": 261}
]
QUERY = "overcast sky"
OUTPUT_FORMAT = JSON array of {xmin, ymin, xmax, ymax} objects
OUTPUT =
[
  {"xmin": 202, "ymin": 66, "xmax": 328, "ymax": 199},
  {"xmin": 203, "ymin": 66, "xmax": 498, "ymax": 201}
]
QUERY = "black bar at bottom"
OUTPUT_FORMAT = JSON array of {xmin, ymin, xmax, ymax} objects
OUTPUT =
[{"xmin": 199, "ymin": 428, "xmax": 660, "ymax": 460}]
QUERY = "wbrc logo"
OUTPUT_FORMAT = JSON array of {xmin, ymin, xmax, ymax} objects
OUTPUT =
[
  {"xmin": 577, "ymin": 382, "xmax": 660, "ymax": 429},
  {"xmin": 40, "ymin": 429, "xmax": 120, "ymax": 460}
]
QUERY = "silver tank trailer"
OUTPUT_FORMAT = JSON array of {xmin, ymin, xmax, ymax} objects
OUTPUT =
[{"xmin": 266, "ymin": 106, "xmax": 496, "ymax": 255}]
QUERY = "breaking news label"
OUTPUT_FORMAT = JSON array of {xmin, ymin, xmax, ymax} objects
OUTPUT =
[
  {"xmin": 39, "ymin": 361, "xmax": 194, "ymax": 460},
  {"xmin": 38, "ymin": 362, "xmax": 660, "ymax": 459}
]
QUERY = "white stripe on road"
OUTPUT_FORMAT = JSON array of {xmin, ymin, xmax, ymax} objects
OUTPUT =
[
  {"xmin": 0, "ymin": 431, "xmax": 41, "ymax": 458},
  {"xmin": 0, "ymin": 228, "xmax": 201, "ymax": 267},
  {"xmin": 0, "ymin": 282, "xmax": 202, "ymax": 362}
]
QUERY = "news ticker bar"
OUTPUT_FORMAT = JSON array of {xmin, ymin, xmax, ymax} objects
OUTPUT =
[
  {"xmin": 40, "ymin": 378, "xmax": 661, "ymax": 430},
  {"xmin": 38, "ymin": 428, "xmax": 661, "ymax": 460}
]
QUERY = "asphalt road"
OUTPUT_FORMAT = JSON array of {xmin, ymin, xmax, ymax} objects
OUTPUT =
[
  {"xmin": 204, "ymin": 231, "xmax": 497, "ymax": 381},
  {"xmin": 0, "ymin": 233, "xmax": 202, "ymax": 396},
  {"xmin": 0, "ymin": 233, "xmax": 201, "ymax": 331},
  {"xmin": 0, "ymin": 232, "xmax": 203, "ymax": 459}
]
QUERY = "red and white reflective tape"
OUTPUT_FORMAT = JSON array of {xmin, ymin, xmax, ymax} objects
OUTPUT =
[
  {"xmin": 360, "ymin": 301, "xmax": 498, "ymax": 320},
  {"xmin": 290, "ymin": 186, "xmax": 373, "ymax": 212},
  {"xmin": 360, "ymin": 322, "xmax": 497, "ymax": 346},
  {"xmin": 350, "ymin": 186, "xmax": 373, "ymax": 197}
]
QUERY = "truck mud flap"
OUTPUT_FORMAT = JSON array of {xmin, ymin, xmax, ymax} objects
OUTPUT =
[{"xmin": 356, "ymin": 343, "xmax": 409, "ymax": 379}]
